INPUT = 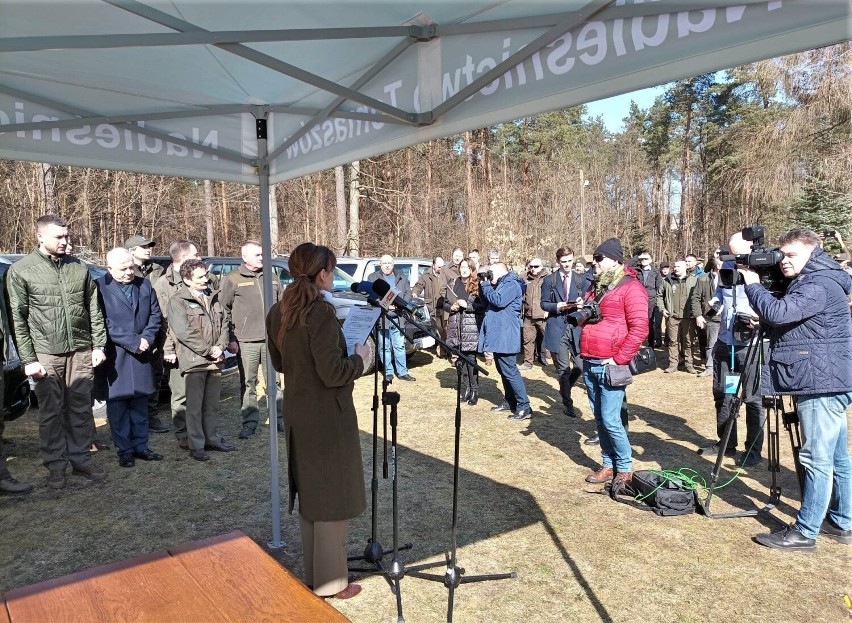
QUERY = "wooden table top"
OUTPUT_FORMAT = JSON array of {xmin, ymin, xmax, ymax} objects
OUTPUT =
[{"xmin": 2, "ymin": 531, "xmax": 350, "ymax": 623}]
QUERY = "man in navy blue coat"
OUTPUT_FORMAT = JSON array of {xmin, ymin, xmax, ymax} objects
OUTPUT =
[
  {"xmin": 480, "ymin": 263, "xmax": 531, "ymax": 420},
  {"xmin": 541, "ymin": 247, "xmax": 590, "ymax": 417},
  {"xmin": 743, "ymin": 229, "xmax": 852, "ymax": 551},
  {"xmin": 95, "ymin": 248, "xmax": 163, "ymax": 467}
]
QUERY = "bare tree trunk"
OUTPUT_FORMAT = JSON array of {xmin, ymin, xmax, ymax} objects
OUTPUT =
[
  {"xmin": 334, "ymin": 165, "xmax": 347, "ymax": 254},
  {"xmin": 348, "ymin": 161, "xmax": 360, "ymax": 255},
  {"xmin": 269, "ymin": 184, "xmax": 279, "ymax": 253},
  {"xmin": 220, "ymin": 181, "xmax": 230, "ymax": 252},
  {"xmin": 41, "ymin": 162, "xmax": 57, "ymax": 214},
  {"xmin": 203, "ymin": 179, "xmax": 215, "ymax": 256},
  {"xmin": 680, "ymin": 108, "xmax": 693, "ymax": 253}
]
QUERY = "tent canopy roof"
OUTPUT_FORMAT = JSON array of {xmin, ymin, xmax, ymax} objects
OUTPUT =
[{"xmin": 1, "ymin": 0, "xmax": 849, "ymax": 184}]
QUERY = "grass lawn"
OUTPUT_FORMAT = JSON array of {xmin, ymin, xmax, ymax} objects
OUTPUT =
[{"xmin": 0, "ymin": 351, "xmax": 849, "ymax": 622}]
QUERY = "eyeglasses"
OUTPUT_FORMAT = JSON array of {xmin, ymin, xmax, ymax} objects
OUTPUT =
[
  {"xmin": 592, "ymin": 254, "xmax": 605, "ymax": 262},
  {"xmin": 529, "ymin": 264, "xmax": 541, "ymax": 269}
]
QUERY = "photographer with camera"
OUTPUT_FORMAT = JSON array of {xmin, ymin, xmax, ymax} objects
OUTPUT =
[
  {"xmin": 479, "ymin": 263, "xmax": 532, "ymax": 420},
  {"xmin": 741, "ymin": 228, "xmax": 852, "ymax": 551},
  {"xmin": 577, "ymin": 239, "xmax": 648, "ymax": 489},
  {"xmin": 697, "ymin": 232, "xmax": 764, "ymax": 467}
]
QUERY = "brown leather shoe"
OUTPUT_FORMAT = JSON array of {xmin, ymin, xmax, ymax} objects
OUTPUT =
[
  {"xmin": 329, "ymin": 583, "xmax": 362, "ymax": 600},
  {"xmin": 190, "ymin": 449, "xmax": 210, "ymax": 462},
  {"xmin": 205, "ymin": 440, "xmax": 236, "ymax": 452},
  {"xmin": 585, "ymin": 466, "xmax": 614, "ymax": 483},
  {"xmin": 612, "ymin": 471, "xmax": 634, "ymax": 490}
]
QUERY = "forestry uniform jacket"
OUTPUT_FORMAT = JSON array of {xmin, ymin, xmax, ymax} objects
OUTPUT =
[
  {"xmin": 412, "ymin": 270, "xmax": 442, "ymax": 316},
  {"xmin": 153, "ymin": 265, "xmax": 183, "ymax": 355},
  {"xmin": 579, "ymin": 266, "xmax": 649, "ymax": 365},
  {"xmin": 167, "ymin": 286, "xmax": 229, "ymax": 375},
  {"xmin": 134, "ymin": 261, "xmax": 165, "ymax": 283},
  {"xmin": 219, "ymin": 263, "xmax": 282, "ymax": 343},
  {"xmin": 6, "ymin": 249, "xmax": 106, "ymax": 364},
  {"xmin": 657, "ymin": 273, "xmax": 698, "ymax": 319},
  {"xmin": 746, "ymin": 248, "xmax": 852, "ymax": 396}
]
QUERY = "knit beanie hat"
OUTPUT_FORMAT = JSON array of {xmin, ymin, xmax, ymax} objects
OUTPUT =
[{"xmin": 594, "ymin": 238, "xmax": 624, "ymax": 263}]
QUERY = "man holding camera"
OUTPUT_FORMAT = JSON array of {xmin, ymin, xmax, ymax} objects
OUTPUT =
[
  {"xmin": 480, "ymin": 263, "xmax": 531, "ymax": 420},
  {"xmin": 742, "ymin": 228, "xmax": 852, "ymax": 551},
  {"xmin": 697, "ymin": 232, "xmax": 764, "ymax": 467}
]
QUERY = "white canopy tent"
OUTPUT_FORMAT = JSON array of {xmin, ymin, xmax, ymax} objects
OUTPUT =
[{"xmin": 2, "ymin": 0, "xmax": 849, "ymax": 543}]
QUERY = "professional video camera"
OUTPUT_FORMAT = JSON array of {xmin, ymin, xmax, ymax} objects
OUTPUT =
[
  {"xmin": 719, "ymin": 225, "xmax": 788, "ymax": 296},
  {"xmin": 567, "ymin": 300, "xmax": 601, "ymax": 327}
]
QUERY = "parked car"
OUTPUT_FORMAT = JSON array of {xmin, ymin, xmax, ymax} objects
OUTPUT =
[
  {"xmin": 203, "ymin": 256, "xmax": 435, "ymax": 372},
  {"xmin": 0, "ymin": 259, "xmax": 31, "ymax": 421},
  {"xmin": 337, "ymin": 256, "xmax": 433, "ymax": 289}
]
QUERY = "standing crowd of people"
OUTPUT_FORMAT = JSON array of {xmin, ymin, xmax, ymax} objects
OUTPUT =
[{"xmin": 1, "ymin": 215, "xmax": 849, "ymax": 602}]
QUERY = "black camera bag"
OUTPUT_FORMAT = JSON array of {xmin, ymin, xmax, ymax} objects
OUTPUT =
[
  {"xmin": 609, "ymin": 470, "xmax": 696, "ymax": 516},
  {"xmin": 628, "ymin": 347, "xmax": 656, "ymax": 375}
]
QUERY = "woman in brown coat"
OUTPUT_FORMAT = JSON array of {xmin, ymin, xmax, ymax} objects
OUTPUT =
[{"xmin": 266, "ymin": 243, "xmax": 369, "ymax": 600}]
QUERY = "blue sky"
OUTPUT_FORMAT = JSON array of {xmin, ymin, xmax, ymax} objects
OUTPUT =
[{"xmin": 584, "ymin": 86, "xmax": 665, "ymax": 132}]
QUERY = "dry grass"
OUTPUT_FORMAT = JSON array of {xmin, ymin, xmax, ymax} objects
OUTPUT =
[{"xmin": 1, "ymin": 351, "xmax": 850, "ymax": 623}]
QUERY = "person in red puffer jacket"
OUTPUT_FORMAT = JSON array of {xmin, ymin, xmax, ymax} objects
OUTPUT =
[{"xmin": 577, "ymin": 238, "xmax": 648, "ymax": 491}]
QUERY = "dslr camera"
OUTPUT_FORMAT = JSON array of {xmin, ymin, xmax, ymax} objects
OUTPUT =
[
  {"xmin": 567, "ymin": 300, "xmax": 602, "ymax": 327},
  {"xmin": 719, "ymin": 225, "xmax": 788, "ymax": 296},
  {"xmin": 477, "ymin": 266, "xmax": 494, "ymax": 282}
]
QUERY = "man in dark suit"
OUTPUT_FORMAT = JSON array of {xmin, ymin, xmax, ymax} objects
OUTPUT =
[
  {"xmin": 367, "ymin": 254, "xmax": 415, "ymax": 383},
  {"xmin": 95, "ymin": 247, "xmax": 163, "ymax": 468},
  {"xmin": 541, "ymin": 246, "xmax": 590, "ymax": 417}
]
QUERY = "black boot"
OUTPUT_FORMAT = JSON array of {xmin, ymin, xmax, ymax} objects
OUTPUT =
[
  {"xmin": 461, "ymin": 377, "xmax": 471, "ymax": 403},
  {"xmin": 467, "ymin": 375, "xmax": 479, "ymax": 405}
]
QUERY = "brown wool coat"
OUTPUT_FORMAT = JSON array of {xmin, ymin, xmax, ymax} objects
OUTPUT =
[{"xmin": 266, "ymin": 298, "xmax": 366, "ymax": 522}]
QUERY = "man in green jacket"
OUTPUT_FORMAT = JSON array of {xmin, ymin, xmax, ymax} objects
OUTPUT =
[
  {"xmin": 657, "ymin": 258, "xmax": 699, "ymax": 374},
  {"xmin": 219, "ymin": 240, "xmax": 283, "ymax": 439},
  {"xmin": 125, "ymin": 234, "xmax": 168, "ymax": 434},
  {"xmin": 153, "ymin": 240, "xmax": 199, "ymax": 450},
  {"xmin": 6, "ymin": 215, "xmax": 108, "ymax": 489}
]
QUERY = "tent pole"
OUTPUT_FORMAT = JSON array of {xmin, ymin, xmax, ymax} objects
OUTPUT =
[{"xmin": 256, "ymin": 113, "xmax": 284, "ymax": 548}]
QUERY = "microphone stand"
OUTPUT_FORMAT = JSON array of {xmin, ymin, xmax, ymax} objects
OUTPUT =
[
  {"xmin": 394, "ymin": 306, "xmax": 516, "ymax": 623},
  {"xmin": 348, "ymin": 302, "xmax": 413, "ymax": 594}
]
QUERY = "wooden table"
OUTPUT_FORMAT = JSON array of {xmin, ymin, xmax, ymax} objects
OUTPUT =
[{"xmin": 2, "ymin": 531, "xmax": 350, "ymax": 623}]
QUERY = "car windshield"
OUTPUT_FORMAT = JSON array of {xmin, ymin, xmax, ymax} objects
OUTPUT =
[
  {"xmin": 269, "ymin": 261, "xmax": 354, "ymax": 292},
  {"xmin": 331, "ymin": 266, "xmax": 355, "ymax": 291}
]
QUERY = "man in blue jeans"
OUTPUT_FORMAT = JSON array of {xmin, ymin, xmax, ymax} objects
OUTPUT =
[
  {"xmin": 743, "ymin": 228, "xmax": 852, "ymax": 551},
  {"xmin": 480, "ymin": 263, "xmax": 531, "ymax": 420},
  {"xmin": 368, "ymin": 255, "xmax": 415, "ymax": 383}
]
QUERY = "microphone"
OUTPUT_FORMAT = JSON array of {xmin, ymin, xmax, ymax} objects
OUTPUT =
[
  {"xmin": 351, "ymin": 281, "xmax": 378, "ymax": 297},
  {"xmin": 370, "ymin": 278, "xmax": 421, "ymax": 314}
]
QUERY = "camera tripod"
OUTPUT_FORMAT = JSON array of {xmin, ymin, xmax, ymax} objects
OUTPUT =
[{"xmin": 699, "ymin": 327, "xmax": 803, "ymax": 525}]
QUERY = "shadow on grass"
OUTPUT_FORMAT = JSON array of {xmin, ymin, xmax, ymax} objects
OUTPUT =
[{"xmin": 348, "ymin": 426, "xmax": 616, "ymax": 623}]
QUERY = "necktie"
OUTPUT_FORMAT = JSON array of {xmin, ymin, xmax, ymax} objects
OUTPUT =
[{"xmin": 563, "ymin": 272, "xmax": 569, "ymax": 300}]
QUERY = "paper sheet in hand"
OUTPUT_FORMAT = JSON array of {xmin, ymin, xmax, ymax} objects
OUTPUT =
[{"xmin": 342, "ymin": 306, "xmax": 381, "ymax": 355}]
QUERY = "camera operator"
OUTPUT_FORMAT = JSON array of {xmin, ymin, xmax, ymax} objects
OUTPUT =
[
  {"xmin": 479, "ymin": 263, "xmax": 532, "ymax": 420},
  {"xmin": 742, "ymin": 228, "xmax": 852, "ymax": 551},
  {"xmin": 578, "ymin": 239, "xmax": 648, "ymax": 489},
  {"xmin": 697, "ymin": 232, "xmax": 764, "ymax": 467}
]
